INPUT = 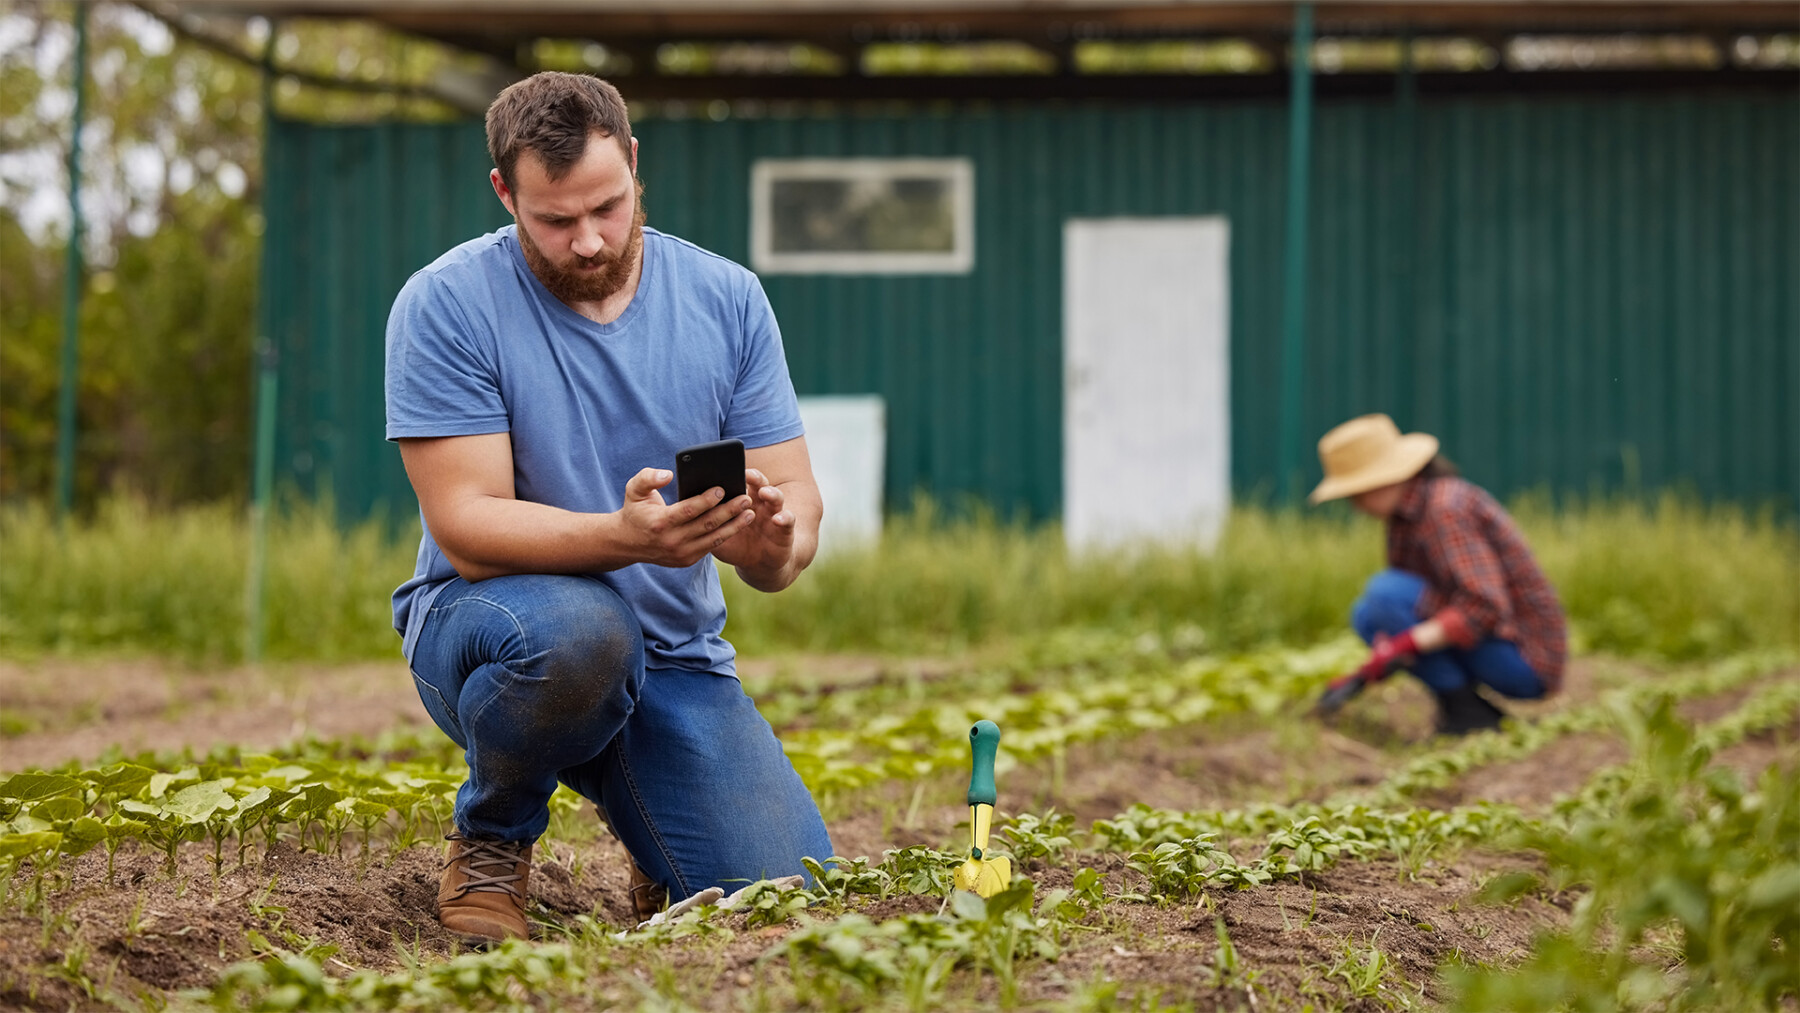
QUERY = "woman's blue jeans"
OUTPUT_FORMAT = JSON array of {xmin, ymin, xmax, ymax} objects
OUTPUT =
[
  {"xmin": 1351, "ymin": 569, "xmax": 1548, "ymax": 700},
  {"xmin": 408, "ymin": 574, "xmax": 833, "ymax": 901}
]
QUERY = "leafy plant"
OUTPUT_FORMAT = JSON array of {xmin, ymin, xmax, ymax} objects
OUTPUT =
[
  {"xmin": 1000, "ymin": 808, "xmax": 1076, "ymax": 864},
  {"xmin": 205, "ymin": 940, "xmax": 577, "ymax": 1011},
  {"xmin": 1126, "ymin": 834, "xmax": 1244, "ymax": 900},
  {"xmin": 1449, "ymin": 695, "xmax": 1800, "ymax": 1011},
  {"xmin": 882, "ymin": 845, "xmax": 963, "ymax": 898}
]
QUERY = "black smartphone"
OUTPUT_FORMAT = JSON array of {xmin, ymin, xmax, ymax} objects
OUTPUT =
[{"xmin": 674, "ymin": 438, "xmax": 747, "ymax": 502}]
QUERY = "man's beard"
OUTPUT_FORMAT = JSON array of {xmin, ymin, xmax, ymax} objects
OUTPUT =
[{"xmin": 518, "ymin": 181, "xmax": 647, "ymax": 306}]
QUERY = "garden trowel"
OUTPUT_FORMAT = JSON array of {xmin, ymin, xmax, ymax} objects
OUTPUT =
[{"xmin": 953, "ymin": 719, "xmax": 1012, "ymax": 897}]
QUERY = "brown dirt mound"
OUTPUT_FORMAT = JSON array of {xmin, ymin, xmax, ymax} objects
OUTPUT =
[{"xmin": 0, "ymin": 828, "xmax": 653, "ymax": 1010}]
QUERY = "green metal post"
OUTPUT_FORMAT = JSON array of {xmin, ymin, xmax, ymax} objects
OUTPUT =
[
  {"xmin": 246, "ymin": 26, "xmax": 279, "ymax": 664},
  {"xmin": 54, "ymin": 4, "xmax": 90, "ymax": 519},
  {"xmin": 1277, "ymin": 1, "xmax": 1315, "ymax": 502},
  {"xmin": 246, "ymin": 340, "xmax": 278, "ymax": 663},
  {"xmin": 1394, "ymin": 29, "xmax": 1418, "ymax": 426}
]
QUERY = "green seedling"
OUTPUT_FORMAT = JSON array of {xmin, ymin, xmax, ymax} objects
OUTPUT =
[{"xmin": 1000, "ymin": 808, "xmax": 1076, "ymax": 864}]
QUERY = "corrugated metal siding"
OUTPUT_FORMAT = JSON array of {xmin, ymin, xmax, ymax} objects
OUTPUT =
[
  {"xmin": 260, "ymin": 121, "xmax": 508, "ymax": 520},
  {"xmin": 262, "ymin": 92, "xmax": 1800, "ymax": 522}
]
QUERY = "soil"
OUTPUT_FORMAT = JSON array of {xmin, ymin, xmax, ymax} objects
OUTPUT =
[{"xmin": 1, "ymin": 655, "xmax": 1794, "ymax": 1010}]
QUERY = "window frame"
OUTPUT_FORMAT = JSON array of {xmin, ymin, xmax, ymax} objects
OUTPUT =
[{"xmin": 749, "ymin": 157, "xmax": 976, "ymax": 275}]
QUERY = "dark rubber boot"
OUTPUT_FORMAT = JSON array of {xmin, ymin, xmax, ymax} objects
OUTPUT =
[{"xmin": 1433, "ymin": 684, "xmax": 1506, "ymax": 736}]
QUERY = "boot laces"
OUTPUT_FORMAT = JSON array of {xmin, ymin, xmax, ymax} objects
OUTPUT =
[{"xmin": 446, "ymin": 834, "xmax": 527, "ymax": 899}]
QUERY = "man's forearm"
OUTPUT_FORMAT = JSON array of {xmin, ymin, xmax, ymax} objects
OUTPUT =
[{"xmin": 431, "ymin": 495, "xmax": 635, "ymax": 581}]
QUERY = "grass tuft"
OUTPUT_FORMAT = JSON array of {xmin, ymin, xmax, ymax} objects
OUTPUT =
[{"xmin": 1, "ymin": 492, "xmax": 1792, "ymax": 664}]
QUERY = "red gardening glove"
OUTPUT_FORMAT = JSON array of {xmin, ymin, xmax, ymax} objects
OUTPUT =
[
  {"xmin": 1314, "ymin": 671, "xmax": 1367, "ymax": 716},
  {"xmin": 1317, "ymin": 630, "xmax": 1414, "ymax": 717},
  {"xmin": 1354, "ymin": 629, "xmax": 1419, "ymax": 681}
]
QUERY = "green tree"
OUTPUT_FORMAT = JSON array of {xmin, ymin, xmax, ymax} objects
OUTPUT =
[
  {"xmin": 2, "ymin": 2, "xmax": 263, "ymax": 505},
  {"xmin": 0, "ymin": 1, "xmax": 470, "ymax": 508}
]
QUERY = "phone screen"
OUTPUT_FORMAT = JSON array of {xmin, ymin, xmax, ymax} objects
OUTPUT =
[{"xmin": 674, "ymin": 439, "xmax": 747, "ymax": 502}]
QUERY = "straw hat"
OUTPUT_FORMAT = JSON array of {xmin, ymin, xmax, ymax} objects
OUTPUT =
[{"xmin": 1307, "ymin": 414, "xmax": 1439, "ymax": 504}]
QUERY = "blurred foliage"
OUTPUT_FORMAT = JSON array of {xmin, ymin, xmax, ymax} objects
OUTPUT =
[
  {"xmin": 0, "ymin": 2, "xmax": 468, "ymax": 510},
  {"xmin": 655, "ymin": 41, "xmax": 842, "ymax": 77},
  {"xmin": 1449, "ymin": 695, "xmax": 1800, "ymax": 1011},
  {"xmin": 1, "ymin": 2, "xmax": 263, "ymax": 505},
  {"xmin": 2, "ymin": 494, "xmax": 1792, "ymax": 667},
  {"xmin": 1074, "ymin": 39, "xmax": 1271, "ymax": 75},
  {"xmin": 862, "ymin": 41, "xmax": 1055, "ymax": 76},
  {"xmin": 0, "ymin": 494, "xmax": 409, "ymax": 663},
  {"xmin": 727, "ymin": 493, "xmax": 1799, "ymax": 662}
]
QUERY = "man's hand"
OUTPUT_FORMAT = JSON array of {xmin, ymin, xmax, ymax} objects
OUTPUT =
[
  {"xmin": 712, "ymin": 467, "xmax": 801, "ymax": 583},
  {"xmin": 616, "ymin": 467, "xmax": 756, "ymax": 569},
  {"xmin": 709, "ymin": 437, "xmax": 822, "ymax": 592}
]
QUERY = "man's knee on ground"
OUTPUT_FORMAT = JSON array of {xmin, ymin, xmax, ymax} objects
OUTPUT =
[{"xmin": 512, "ymin": 578, "xmax": 644, "ymax": 718}]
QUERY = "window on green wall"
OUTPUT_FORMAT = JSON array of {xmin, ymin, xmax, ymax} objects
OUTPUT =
[{"xmin": 750, "ymin": 158, "xmax": 974, "ymax": 274}]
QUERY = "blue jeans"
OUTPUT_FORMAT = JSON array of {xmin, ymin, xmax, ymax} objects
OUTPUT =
[
  {"xmin": 408, "ymin": 574, "xmax": 833, "ymax": 901},
  {"xmin": 1351, "ymin": 569, "xmax": 1548, "ymax": 700}
]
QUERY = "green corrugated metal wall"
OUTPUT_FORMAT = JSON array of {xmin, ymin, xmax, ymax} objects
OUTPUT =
[
  {"xmin": 261, "ymin": 123, "xmax": 500, "ymax": 519},
  {"xmin": 261, "ymin": 92, "xmax": 1800, "ymax": 522}
]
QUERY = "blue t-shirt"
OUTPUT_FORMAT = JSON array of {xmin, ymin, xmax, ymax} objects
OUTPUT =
[{"xmin": 384, "ymin": 225, "xmax": 805, "ymax": 675}]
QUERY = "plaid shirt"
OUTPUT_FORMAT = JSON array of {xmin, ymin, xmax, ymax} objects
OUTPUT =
[{"xmin": 1388, "ymin": 475, "xmax": 1568, "ymax": 692}]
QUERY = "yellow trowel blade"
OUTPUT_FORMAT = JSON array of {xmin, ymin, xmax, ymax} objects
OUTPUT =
[
  {"xmin": 954, "ymin": 802, "xmax": 1013, "ymax": 897},
  {"xmin": 955, "ymin": 854, "xmax": 1013, "ymax": 897}
]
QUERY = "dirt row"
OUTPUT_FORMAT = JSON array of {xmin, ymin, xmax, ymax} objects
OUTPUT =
[{"xmin": 1, "ymin": 655, "xmax": 1794, "ymax": 1010}]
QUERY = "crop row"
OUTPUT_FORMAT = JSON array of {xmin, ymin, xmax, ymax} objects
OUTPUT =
[
  {"xmin": 0, "ymin": 633, "xmax": 1353, "ymax": 881},
  {"xmin": 753, "ymin": 624, "xmax": 1221, "ymax": 729},
  {"xmin": 780, "ymin": 637, "xmax": 1365, "ymax": 800},
  {"xmin": 0, "ymin": 749, "xmax": 584, "ymax": 889},
  {"xmin": 745, "ymin": 674, "xmax": 1800, "ymax": 910},
  {"xmin": 196, "ymin": 672, "xmax": 1799, "ymax": 1011},
  {"xmin": 7, "ymin": 647, "xmax": 1789, "ymax": 891},
  {"xmin": 781, "ymin": 643, "xmax": 1794, "ymax": 803},
  {"xmin": 1091, "ymin": 671, "xmax": 1800, "ymax": 856},
  {"xmin": 1357, "ymin": 648, "xmax": 1796, "ymax": 806}
]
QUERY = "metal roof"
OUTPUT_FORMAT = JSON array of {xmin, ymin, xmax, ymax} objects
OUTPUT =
[
  {"xmin": 167, "ymin": 2, "xmax": 1800, "ymax": 45},
  {"xmin": 162, "ymin": 1, "xmax": 1800, "ymax": 103}
]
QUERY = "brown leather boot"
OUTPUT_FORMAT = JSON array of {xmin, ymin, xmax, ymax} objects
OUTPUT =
[
  {"xmin": 594, "ymin": 804, "xmax": 667, "ymax": 923},
  {"xmin": 438, "ymin": 833, "xmax": 533, "ymax": 942},
  {"xmin": 628, "ymin": 861, "xmax": 667, "ymax": 923}
]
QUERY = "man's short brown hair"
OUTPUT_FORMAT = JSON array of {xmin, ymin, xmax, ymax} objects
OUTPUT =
[{"xmin": 486, "ymin": 72, "xmax": 633, "ymax": 194}]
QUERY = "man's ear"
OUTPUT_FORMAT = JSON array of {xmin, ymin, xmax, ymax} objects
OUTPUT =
[
  {"xmin": 630, "ymin": 136, "xmax": 639, "ymax": 177},
  {"xmin": 489, "ymin": 168, "xmax": 516, "ymax": 216}
]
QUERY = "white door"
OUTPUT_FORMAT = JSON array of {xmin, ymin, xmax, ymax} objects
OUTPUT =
[
  {"xmin": 1063, "ymin": 217, "xmax": 1231, "ymax": 552},
  {"xmin": 797, "ymin": 394, "xmax": 885, "ymax": 555}
]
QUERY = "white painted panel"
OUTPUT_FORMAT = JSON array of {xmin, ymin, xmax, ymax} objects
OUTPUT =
[
  {"xmin": 1064, "ymin": 217, "xmax": 1231, "ymax": 552},
  {"xmin": 797, "ymin": 395, "xmax": 885, "ymax": 554}
]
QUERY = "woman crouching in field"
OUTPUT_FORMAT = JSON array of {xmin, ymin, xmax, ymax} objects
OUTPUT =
[{"xmin": 1310, "ymin": 414, "xmax": 1568, "ymax": 735}]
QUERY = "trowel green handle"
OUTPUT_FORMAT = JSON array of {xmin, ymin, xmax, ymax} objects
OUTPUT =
[{"xmin": 966, "ymin": 720, "xmax": 1001, "ymax": 807}]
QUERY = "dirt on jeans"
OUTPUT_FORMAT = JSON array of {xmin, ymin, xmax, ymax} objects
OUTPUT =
[{"xmin": 1, "ymin": 655, "xmax": 1795, "ymax": 1010}]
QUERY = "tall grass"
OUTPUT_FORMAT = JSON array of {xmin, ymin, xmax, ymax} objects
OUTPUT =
[
  {"xmin": 722, "ymin": 494, "xmax": 1799, "ymax": 660},
  {"xmin": 0, "ymin": 497, "xmax": 407, "ymax": 663},
  {"xmin": 1, "ymin": 494, "xmax": 1793, "ymax": 664},
  {"xmin": 722, "ymin": 497, "xmax": 1380, "ymax": 656},
  {"xmin": 1514, "ymin": 495, "xmax": 1800, "ymax": 660}
]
